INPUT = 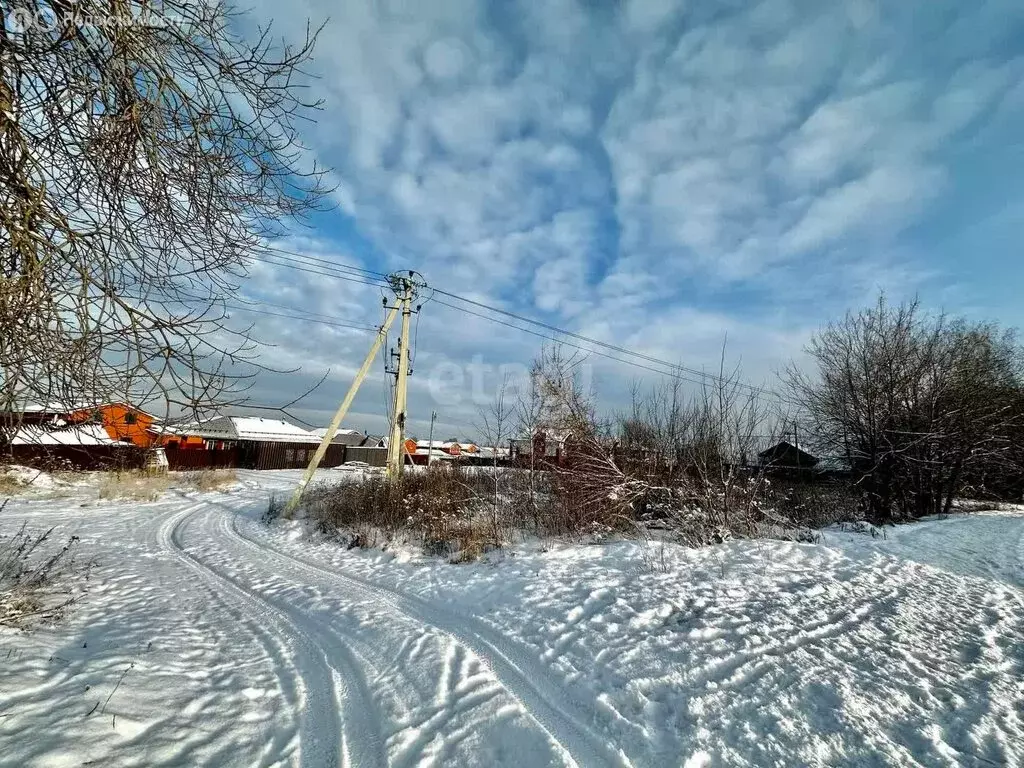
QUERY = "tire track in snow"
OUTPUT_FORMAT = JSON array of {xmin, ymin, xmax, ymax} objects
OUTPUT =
[
  {"xmin": 161, "ymin": 502, "xmax": 387, "ymax": 768},
  {"xmin": 152, "ymin": 503, "xmax": 307, "ymax": 766},
  {"xmin": 157, "ymin": 504, "xmax": 332, "ymax": 766},
  {"xmin": 224, "ymin": 508, "xmax": 631, "ymax": 768}
]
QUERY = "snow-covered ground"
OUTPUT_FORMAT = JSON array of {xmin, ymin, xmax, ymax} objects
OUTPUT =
[{"xmin": 2, "ymin": 470, "xmax": 1022, "ymax": 767}]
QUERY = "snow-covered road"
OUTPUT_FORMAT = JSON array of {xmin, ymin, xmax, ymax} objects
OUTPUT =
[{"xmin": 3, "ymin": 471, "xmax": 1023, "ymax": 767}]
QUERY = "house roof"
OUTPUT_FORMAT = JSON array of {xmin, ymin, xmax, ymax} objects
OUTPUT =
[
  {"xmin": 757, "ymin": 441, "xmax": 819, "ymax": 464},
  {"xmin": 12, "ymin": 424, "xmax": 116, "ymax": 446},
  {"xmin": 312, "ymin": 427, "xmax": 367, "ymax": 446},
  {"xmin": 171, "ymin": 415, "xmax": 322, "ymax": 444},
  {"xmin": 231, "ymin": 417, "xmax": 321, "ymax": 443},
  {"xmin": 8, "ymin": 400, "xmax": 156, "ymax": 416}
]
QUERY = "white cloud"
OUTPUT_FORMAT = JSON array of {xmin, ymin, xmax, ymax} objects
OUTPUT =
[
  {"xmin": 222, "ymin": 0, "xmax": 1024, "ymax": 434},
  {"xmin": 781, "ymin": 164, "xmax": 946, "ymax": 255}
]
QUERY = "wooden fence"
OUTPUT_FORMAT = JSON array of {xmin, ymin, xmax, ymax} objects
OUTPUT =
[
  {"xmin": 7, "ymin": 444, "xmax": 146, "ymax": 471},
  {"xmin": 341, "ymin": 446, "xmax": 388, "ymax": 467},
  {"xmin": 165, "ymin": 448, "xmax": 238, "ymax": 471},
  {"xmin": 251, "ymin": 442, "xmax": 347, "ymax": 470}
]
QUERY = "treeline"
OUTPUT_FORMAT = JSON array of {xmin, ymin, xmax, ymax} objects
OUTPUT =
[
  {"xmin": 297, "ymin": 294, "xmax": 1024, "ymax": 560},
  {"xmin": 520, "ymin": 294, "xmax": 1024, "ymax": 536}
]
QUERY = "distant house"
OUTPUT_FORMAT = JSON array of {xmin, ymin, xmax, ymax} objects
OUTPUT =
[
  {"xmin": 405, "ymin": 439, "xmax": 506, "ymax": 466},
  {"xmin": 1, "ymin": 401, "xmax": 160, "ymax": 448},
  {"xmin": 757, "ymin": 441, "xmax": 819, "ymax": 469},
  {"xmin": 311, "ymin": 427, "xmax": 370, "ymax": 447},
  {"xmin": 12, "ymin": 423, "xmax": 116, "ymax": 446},
  {"xmin": 7, "ymin": 422, "xmax": 142, "ymax": 470},
  {"xmin": 167, "ymin": 415, "xmax": 344, "ymax": 470},
  {"xmin": 510, "ymin": 430, "xmax": 568, "ymax": 463},
  {"xmin": 3, "ymin": 401, "xmax": 72, "ymax": 427},
  {"xmin": 67, "ymin": 403, "xmax": 159, "ymax": 447}
]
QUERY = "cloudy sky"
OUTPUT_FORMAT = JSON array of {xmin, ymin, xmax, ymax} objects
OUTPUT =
[{"xmin": 229, "ymin": 0, "xmax": 1024, "ymax": 440}]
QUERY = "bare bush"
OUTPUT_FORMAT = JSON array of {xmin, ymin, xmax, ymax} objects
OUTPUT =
[
  {"xmin": 762, "ymin": 480, "xmax": 862, "ymax": 529},
  {"xmin": 181, "ymin": 469, "xmax": 238, "ymax": 492},
  {"xmin": 0, "ymin": 470, "xmax": 27, "ymax": 496},
  {"xmin": 0, "ymin": 524, "xmax": 83, "ymax": 628},
  {"xmin": 98, "ymin": 471, "xmax": 169, "ymax": 502},
  {"xmin": 529, "ymin": 341, "xmax": 799, "ymax": 545},
  {"xmin": 301, "ymin": 465, "xmax": 499, "ymax": 560}
]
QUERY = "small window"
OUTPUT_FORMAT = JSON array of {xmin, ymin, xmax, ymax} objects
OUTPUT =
[
  {"xmin": 124, "ymin": 412, "xmax": 137, "ymax": 425},
  {"xmin": 285, "ymin": 449, "xmax": 295, "ymax": 462}
]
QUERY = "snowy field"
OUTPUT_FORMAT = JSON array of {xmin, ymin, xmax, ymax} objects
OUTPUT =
[{"xmin": 2, "ymin": 469, "xmax": 1023, "ymax": 767}]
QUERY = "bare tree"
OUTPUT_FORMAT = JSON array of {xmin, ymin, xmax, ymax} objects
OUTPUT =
[
  {"xmin": 0, "ymin": 1, "xmax": 331, "ymax": 449},
  {"xmin": 617, "ymin": 345, "xmax": 781, "ymax": 543},
  {"xmin": 786, "ymin": 295, "xmax": 1024, "ymax": 521},
  {"xmin": 476, "ymin": 373, "xmax": 514, "ymax": 544}
]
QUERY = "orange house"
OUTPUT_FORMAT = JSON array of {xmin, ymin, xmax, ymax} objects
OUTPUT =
[{"xmin": 67, "ymin": 403, "xmax": 159, "ymax": 448}]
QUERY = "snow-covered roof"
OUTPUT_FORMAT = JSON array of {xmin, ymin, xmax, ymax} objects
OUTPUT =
[
  {"xmin": 415, "ymin": 440, "xmax": 459, "ymax": 449},
  {"xmin": 12, "ymin": 424, "xmax": 116, "ymax": 446},
  {"xmin": 311, "ymin": 427, "xmax": 366, "ymax": 445},
  {"xmin": 7, "ymin": 400, "xmax": 155, "ymax": 416},
  {"xmin": 170, "ymin": 415, "xmax": 321, "ymax": 444},
  {"xmin": 313, "ymin": 427, "xmax": 363, "ymax": 437},
  {"xmin": 230, "ymin": 417, "xmax": 320, "ymax": 443}
]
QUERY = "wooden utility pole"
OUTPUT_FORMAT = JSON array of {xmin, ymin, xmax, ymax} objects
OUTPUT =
[
  {"xmin": 285, "ymin": 303, "xmax": 401, "ymax": 516},
  {"xmin": 285, "ymin": 269, "xmax": 426, "ymax": 514},
  {"xmin": 384, "ymin": 271, "xmax": 426, "ymax": 477}
]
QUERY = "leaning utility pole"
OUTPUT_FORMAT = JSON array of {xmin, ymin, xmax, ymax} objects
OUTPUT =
[
  {"xmin": 285, "ymin": 303, "xmax": 400, "ymax": 517},
  {"xmin": 285, "ymin": 270, "xmax": 426, "ymax": 516},
  {"xmin": 386, "ymin": 274, "xmax": 416, "ymax": 477}
]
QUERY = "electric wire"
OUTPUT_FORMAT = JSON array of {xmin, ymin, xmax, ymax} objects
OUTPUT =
[
  {"xmin": 240, "ymin": 248, "xmax": 793, "ymax": 404},
  {"xmin": 253, "ymin": 243, "xmax": 391, "ymax": 279},
  {"xmin": 223, "ymin": 303, "xmax": 375, "ymax": 332}
]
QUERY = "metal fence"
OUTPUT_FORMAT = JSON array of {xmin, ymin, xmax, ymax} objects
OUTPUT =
[{"xmin": 165, "ymin": 448, "xmax": 238, "ymax": 470}]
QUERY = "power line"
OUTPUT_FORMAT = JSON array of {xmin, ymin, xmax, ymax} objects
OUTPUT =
[
  {"xmin": 431, "ymin": 298, "xmax": 750, "ymax": 393},
  {"xmin": 234, "ymin": 295, "xmax": 374, "ymax": 327},
  {"xmin": 241, "ymin": 250, "xmax": 792, "ymax": 404},
  {"xmin": 223, "ymin": 303, "xmax": 375, "ymax": 332},
  {"xmin": 254, "ymin": 243, "xmax": 391, "ymax": 279},
  {"xmin": 247, "ymin": 253, "xmax": 390, "ymax": 289},
  {"xmin": 428, "ymin": 290, "xmax": 786, "ymax": 405}
]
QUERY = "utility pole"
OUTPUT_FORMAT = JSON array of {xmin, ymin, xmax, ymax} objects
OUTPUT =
[
  {"xmin": 286, "ymin": 269, "xmax": 427, "ymax": 515},
  {"xmin": 426, "ymin": 410, "xmax": 437, "ymax": 466},
  {"xmin": 385, "ymin": 271, "xmax": 426, "ymax": 477},
  {"xmin": 285, "ymin": 303, "xmax": 401, "ymax": 517}
]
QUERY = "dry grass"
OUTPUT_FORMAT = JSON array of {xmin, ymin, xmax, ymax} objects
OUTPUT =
[
  {"xmin": 0, "ymin": 473, "xmax": 27, "ymax": 496},
  {"xmin": 98, "ymin": 470, "xmax": 170, "ymax": 502},
  {"xmin": 294, "ymin": 465, "xmax": 506, "ymax": 562},
  {"xmin": 1, "ymin": 523, "xmax": 83, "ymax": 629},
  {"xmin": 181, "ymin": 469, "xmax": 238, "ymax": 492}
]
